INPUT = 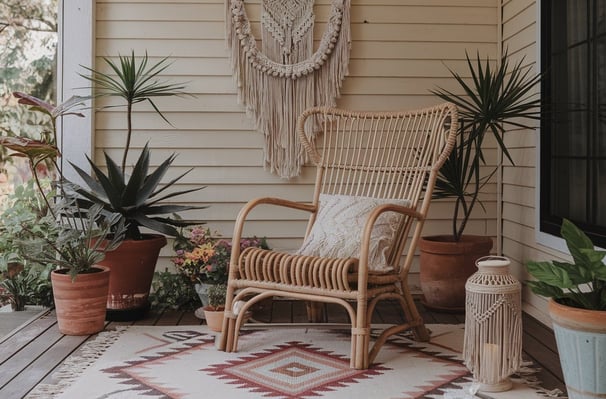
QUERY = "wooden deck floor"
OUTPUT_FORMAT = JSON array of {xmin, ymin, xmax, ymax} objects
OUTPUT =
[{"xmin": 0, "ymin": 299, "xmax": 565, "ymax": 398}]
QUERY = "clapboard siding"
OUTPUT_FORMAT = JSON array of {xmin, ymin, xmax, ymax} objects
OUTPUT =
[
  {"xmin": 500, "ymin": 0, "xmax": 571, "ymax": 325},
  {"xmin": 94, "ymin": 0, "xmax": 499, "ymax": 277}
]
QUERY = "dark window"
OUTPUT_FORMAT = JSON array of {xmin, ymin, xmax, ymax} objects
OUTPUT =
[{"xmin": 541, "ymin": 0, "xmax": 606, "ymax": 247}]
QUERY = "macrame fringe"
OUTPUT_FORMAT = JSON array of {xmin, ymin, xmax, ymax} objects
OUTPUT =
[
  {"xmin": 25, "ymin": 327, "xmax": 128, "ymax": 399},
  {"xmin": 463, "ymin": 292, "xmax": 523, "ymax": 384},
  {"xmin": 226, "ymin": 0, "xmax": 351, "ymax": 178}
]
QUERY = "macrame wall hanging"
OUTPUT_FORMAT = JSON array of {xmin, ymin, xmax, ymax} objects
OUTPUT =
[{"xmin": 226, "ymin": 0, "xmax": 352, "ymax": 178}]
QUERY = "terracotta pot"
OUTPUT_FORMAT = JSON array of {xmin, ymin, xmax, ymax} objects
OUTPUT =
[
  {"xmin": 548, "ymin": 299, "xmax": 606, "ymax": 399},
  {"xmin": 419, "ymin": 235, "xmax": 493, "ymax": 312},
  {"xmin": 97, "ymin": 234, "xmax": 167, "ymax": 321},
  {"xmin": 51, "ymin": 266, "xmax": 110, "ymax": 335},
  {"xmin": 203, "ymin": 306, "xmax": 225, "ymax": 332}
]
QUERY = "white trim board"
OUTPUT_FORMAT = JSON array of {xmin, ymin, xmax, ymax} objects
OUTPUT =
[{"xmin": 57, "ymin": 0, "xmax": 95, "ymax": 181}]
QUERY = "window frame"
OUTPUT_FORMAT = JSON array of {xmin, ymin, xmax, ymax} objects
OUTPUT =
[{"xmin": 536, "ymin": 0, "xmax": 606, "ymax": 250}]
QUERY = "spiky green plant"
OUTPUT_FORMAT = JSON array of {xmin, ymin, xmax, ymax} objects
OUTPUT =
[
  {"xmin": 80, "ymin": 51, "xmax": 187, "ymax": 174},
  {"xmin": 75, "ymin": 51, "xmax": 204, "ymax": 239},
  {"xmin": 70, "ymin": 144, "xmax": 203, "ymax": 240},
  {"xmin": 431, "ymin": 52, "xmax": 542, "ymax": 241}
]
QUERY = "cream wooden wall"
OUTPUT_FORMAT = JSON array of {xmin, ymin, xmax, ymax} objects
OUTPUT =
[{"xmin": 93, "ymin": 0, "xmax": 498, "ymax": 292}]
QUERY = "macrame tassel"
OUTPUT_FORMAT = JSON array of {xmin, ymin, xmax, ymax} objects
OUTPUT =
[{"xmin": 226, "ymin": 0, "xmax": 352, "ymax": 178}]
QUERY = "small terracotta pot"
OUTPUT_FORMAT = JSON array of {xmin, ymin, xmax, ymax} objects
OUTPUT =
[
  {"xmin": 51, "ymin": 266, "xmax": 110, "ymax": 336},
  {"xmin": 419, "ymin": 235, "xmax": 493, "ymax": 311},
  {"xmin": 203, "ymin": 306, "xmax": 225, "ymax": 332}
]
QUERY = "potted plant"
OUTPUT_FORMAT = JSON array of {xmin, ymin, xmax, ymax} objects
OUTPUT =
[
  {"xmin": 203, "ymin": 283, "xmax": 227, "ymax": 332},
  {"xmin": 70, "ymin": 51, "xmax": 204, "ymax": 320},
  {"xmin": 22, "ymin": 197, "xmax": 126, "ymax": 335},
  {"xmin": 418, "ymin": 52, "xmax": 542, "ymax": 311},
  {"xmin": 0, "ymin": 92, "xmax": 127, "ymax": 334},
  {"xmin": 526, "ymin": 219, "xmax": 606, "ymax": 399},
  {"xmin": 172, "ymin": 226, "xmax": 268, "ymax": 308},
  {"xmin": 0, "ymin": 92, "xmax": 88, "ymax": 312}
]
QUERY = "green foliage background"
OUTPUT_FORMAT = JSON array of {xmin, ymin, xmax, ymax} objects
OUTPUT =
[{"xmin": 0, "ymin": 0, "xmax": 58, "ymax": 170}]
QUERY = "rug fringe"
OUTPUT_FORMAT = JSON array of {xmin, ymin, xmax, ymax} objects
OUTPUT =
[
  {"xmin": 440, "ymin": 361, "xmax": 567, "ymax": 399},
  {"xmin": 25, "ymin": 327, "xmax": 129, "ymax": 399}
]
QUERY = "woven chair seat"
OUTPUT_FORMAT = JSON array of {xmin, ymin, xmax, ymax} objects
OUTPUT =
[{"xmin": 235, "ymin": 247, "xmax": 401, "ymax": 292}]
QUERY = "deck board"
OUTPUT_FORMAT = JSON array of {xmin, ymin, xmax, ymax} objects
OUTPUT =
[{"xmin": 0, "ymin": 299, "xmax": 565, "ymax": 398}]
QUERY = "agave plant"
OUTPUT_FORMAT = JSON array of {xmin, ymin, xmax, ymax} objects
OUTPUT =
[
  {"xmin": 70, "ymin": 144, "xmax": 203, "ymax": 240},
  {"xmin": 431, "ymin": 51, "xmax": 542, "ymax": 241},
  {"xmin": 74, "ymin": 51, "xmax": 204, "ymax": 240}
]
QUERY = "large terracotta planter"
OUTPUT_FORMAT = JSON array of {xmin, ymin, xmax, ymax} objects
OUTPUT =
[
  {"xmin": 419, "ymin": 235, "xmax": 492, "ymax": 312},
  {"xmin": 97, "ymin": 234, "xmax": 167, "ymax": 321},
  {"xmin": 549, "ymin": 299, "xmax": 606, "ymax": 399},
  {"xmin": 51, "ymin": 266, "xmax": 110, "ymax": 335}
]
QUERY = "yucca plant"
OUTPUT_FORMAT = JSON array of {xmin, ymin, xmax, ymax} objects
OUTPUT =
[
  {"xmin": 74, "ymin": 51, "xmax": 204, "ymax": 240},
  {"xmin": 431, "ymin": 51, "xmax": 542, "ymax": 241}
]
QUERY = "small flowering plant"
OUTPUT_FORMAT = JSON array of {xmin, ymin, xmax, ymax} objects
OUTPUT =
[{"xmin": 172, "ymin": 227, "xmax": 268, "ymax": 286}]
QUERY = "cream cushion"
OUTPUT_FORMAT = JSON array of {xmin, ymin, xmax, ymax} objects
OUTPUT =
[{"xmin": 296, "ymin": 194, "xmax": 410, "ymax": 272}]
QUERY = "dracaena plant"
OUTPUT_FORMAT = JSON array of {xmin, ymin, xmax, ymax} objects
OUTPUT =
[
  {"xmin": 431, "ymin": 52, "xmax": 542, "ymax": 241},
  {"xmin": 72, "ymin": 51, "xmax": 204, "ymax": 240},
  {"xmin": 526, "ymin": 219, "xmax": 606, "ymax": 311}
]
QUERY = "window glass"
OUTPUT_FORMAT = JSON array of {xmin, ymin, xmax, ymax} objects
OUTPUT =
[{"xmin": 541, "ymin": 0, "xmax": 606, "ymax": 247}]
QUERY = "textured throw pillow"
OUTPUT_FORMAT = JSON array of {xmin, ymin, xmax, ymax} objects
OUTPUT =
[{"xmin": 296, "ymin": 194, "xmax": 410, "ymax": 272}]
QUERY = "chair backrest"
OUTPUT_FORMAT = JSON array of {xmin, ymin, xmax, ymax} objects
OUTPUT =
[{"xmin": 296, "ymin": 103, "xmax": 458, "ymax": 271}]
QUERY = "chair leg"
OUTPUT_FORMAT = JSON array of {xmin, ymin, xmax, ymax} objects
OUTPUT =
[
  {"xmin": 398, "ymin": 291, "xmax": 430, "ymax": 342},
  {"xmin": 413, "ymin": 323, "xmax": 430, "ymax": 342},
  {"xmin": 352, "ymin": 327, "xmax": 370, "ymax": 369},
  {"xmin": 352, "ymin": 300, "xmax": 370, "ymax": 369},
  {"xmin": 218, "ymin": 314, "xmax": 237, "ymax": 352}
]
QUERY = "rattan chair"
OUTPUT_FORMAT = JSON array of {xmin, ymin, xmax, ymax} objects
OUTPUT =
[{"xmin": 218, "ymin": 103, "xmax": 458, "ymax": 369}]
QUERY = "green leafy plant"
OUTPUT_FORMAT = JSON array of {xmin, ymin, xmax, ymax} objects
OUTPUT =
[
  {"xmin": 20, "ymin": 196, "xmax": 126, "ymax": 280},
  {"xmin": 0, "ymin": 181, "xmax": 55, "ymax": 309},
  {"xmin": 206, "ymin": 283, "xmax": 227, "ymax": 310},
  {"xmin": 149, "ymin": 269, "xmax": 198, "ymax": 311},
  {"xmin": 0, "ymin": 269, "xmax": 52, "ymax": 310},
  {"xmin": 0, "ymin": 93, "xmax": 86, "ymax": 307},
  {"xmin": 431, "ymin": 52, "xmax": 542, "ymax": 241},
  {"xmin": 526, "ymin": 219, "xmax": 606, "ymax": 311},
  {"xmin": 72, "ymin": 51, "xmax": 203, "ymax": 240}
]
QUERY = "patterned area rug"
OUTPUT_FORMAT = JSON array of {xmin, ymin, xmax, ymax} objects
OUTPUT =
[{"xmin": 27, "ymin": 324, "xmax": 558, "ymax": 399}]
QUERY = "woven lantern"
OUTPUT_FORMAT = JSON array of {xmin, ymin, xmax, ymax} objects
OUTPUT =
[{"xmin": 463, "ymin": 256, "xmax": 522, "ymax": 392}]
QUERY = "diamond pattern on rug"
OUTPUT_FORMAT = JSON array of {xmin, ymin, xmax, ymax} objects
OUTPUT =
[{"xmin": 204, "ymin": 341, "xmax": 387, "ymax": 398}]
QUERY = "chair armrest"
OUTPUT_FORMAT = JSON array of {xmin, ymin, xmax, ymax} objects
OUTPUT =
[
  {"xmin": 234, "ymin": 197, "xmax": 316, "ymax": 234},
  {"xmin": 229, "ymin": 197, "xmax": 317, "ymax": 275}
]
